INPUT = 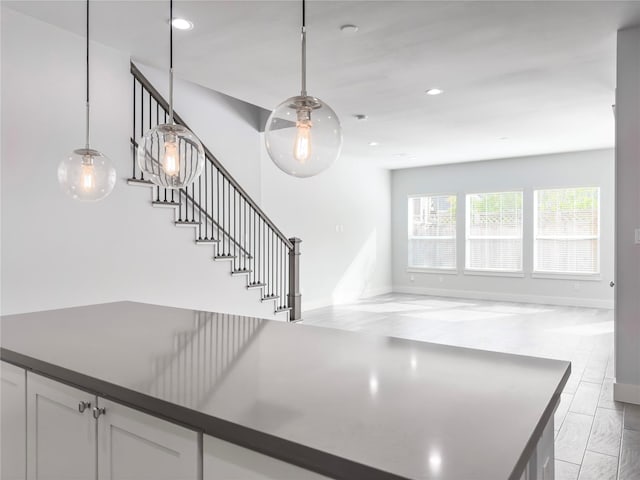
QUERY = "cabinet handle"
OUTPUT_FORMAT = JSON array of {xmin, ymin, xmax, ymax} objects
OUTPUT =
[
  {"xmin": 78, "ymin": 401, "xmax": 92, "ymax": 413},
  {"xmin": 610, "ymin": 281, "xmax": 615, "ymax": 287},
  {"xmin": 92, "ymin": 407, "xmax": 106, "ymax": 419}
]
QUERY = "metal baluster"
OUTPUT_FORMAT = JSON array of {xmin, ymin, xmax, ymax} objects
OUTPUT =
[
  {"xmin": 198, "ymin": 160, "xmax": 202, "ymax": 240},
  {"xmin": 268, "ymin": 223, "xmax": 271, "ymax": 295},
  {"xmin": 279, "ymin": 240, "xmax": 282, "ymax": 308},
  {"xmin": 233, "ymin": 189, "xmax": 237, "ymax": 268},
  {"xmin": 139, "ymin": 83, "xmax": 144, "ymax": 180},
  {"xmin": 212, "ymin": 163, "xmax": 216, "ymax": 240},
  {"xmin": 249, "ymin": 207, "xmax": 253, "ymax": 281},
  {"xmin": 203, "ymin": 161, "xmax": 208, "ymax": 240},
  {"xmin": 240, "ymin": 198, "xmax": 244, "ymax": 271},
  {"xmin": 191, "ymin": 158, "xmax": 195, "ymax": 222},
  {"xmin": 132, "ymin": 78, "xmax": 137, "ymax": 179},
  {"xmin": 243, "ymin": 198, "xmax": 247, "ymax": 271},
  {"xmin": 225, "ymin": 178, "xmax": 229, "ymax": 255},
  {"xmin": 251, "ymin": 209, "xmax": 256, "ymax": 284},
  {"xmin": 277, "ymin": 239, "xmax": 284, "ymax": 308}
]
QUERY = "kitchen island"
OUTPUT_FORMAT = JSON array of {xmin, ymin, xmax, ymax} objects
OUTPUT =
[{"xmin": 1, "ymin": 301, "xmax": 570, "ymax": 479}]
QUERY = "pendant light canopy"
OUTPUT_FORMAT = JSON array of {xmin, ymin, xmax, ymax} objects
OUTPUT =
[
  {"xmin": 137, "ymin": 0, "xmax": 204, "ymax": 189},
  {"xmin": 265, "ymin": 0, "xmax": 342, "ymax": 178},
  {"xmin": 58, "ymin": 0, "xmax": 116, "ymax": 202}
]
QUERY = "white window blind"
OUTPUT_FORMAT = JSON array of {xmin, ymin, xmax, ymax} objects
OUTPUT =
[
  {"xmin": 465, "ymin": 191, "xmax": 523, "ymax": 272},
  {"xmin": 408, "ymin": 195, "xmax": 457, "ymax": 269},
  {"xmin": 534, "ymin": 187, "xmax": 600, "ymax": 274}
]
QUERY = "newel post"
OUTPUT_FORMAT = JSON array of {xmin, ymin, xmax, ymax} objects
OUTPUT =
[{"xmin": 288, "ymin": 237, "xmax": 302, "ymax": 321}]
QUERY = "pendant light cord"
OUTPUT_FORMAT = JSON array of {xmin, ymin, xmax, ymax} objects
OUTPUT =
[
  {"xmin": 300, "ymin": 0, "xmax": 307, "ymax": 97},
  {"xmin": 85, "ymin": 0, "xmax": 90, "ymax": 148},
  {"xmin": 169, "ymin": 0, "xmax": 174, "ymax": 123}
]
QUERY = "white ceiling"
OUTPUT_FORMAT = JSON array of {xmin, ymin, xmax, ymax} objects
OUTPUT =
[{"xmin": 6, "ymin": 1, "xmax": 640, "ymax": 169}]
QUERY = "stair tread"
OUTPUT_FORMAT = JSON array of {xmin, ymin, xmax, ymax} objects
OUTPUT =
[
  {"xmin": 214, "ymin": 255, "xmax": 236, "ymax": 261},
  {"xmin": 127, "ymin": 178, "xmax": 154, "ymax": 187},
  {"xmin": 152, "ymin": 201, "xmax": 179, "ymax": 208},
  {"xmin": 231, "ymin": 269, "xmax": 252, "ymax": 274},
  {"xmin": 195, "ymin": 239, "xmax": 220, "ymax": 244},
  {"xmin": 275, "ymin": 306, "xmax": 292, "ymax": 313},
  {"xmin": 175, "ymin": 220, "xmax": 200, "ymax": 225},
  {"xmin": 247, "ymin": 282, "xmax": 267, "ymax": 289},
  {"xmin": 261, "ymin": 294, "xmax": 278, "ymax": 302}
]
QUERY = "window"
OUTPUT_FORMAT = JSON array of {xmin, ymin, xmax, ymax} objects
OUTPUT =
[
  {"xmin": 534, "ymin": 187, "xmax": 600, "ymax": 275},
  {"xmin": 408, "ymin": 195, "xmax": 457, "ymax": 269},
  {"xmin": 465, "ymin": 191, "xmax": 523, "ymax": 272}
]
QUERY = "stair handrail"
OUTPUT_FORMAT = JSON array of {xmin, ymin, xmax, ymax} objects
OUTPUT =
[{"xmin": 130, "ymin": 62, "xmax": 293, "ymax": 251}]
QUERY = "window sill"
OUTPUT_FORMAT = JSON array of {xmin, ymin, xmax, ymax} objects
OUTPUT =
[
  {"xmin": 407, "ymin": 268, "xmax": 458, "ymax": 275},
  {"xmin": 531, "ymin": 272, "xmax": 602, "ymax": 281},
  {"xmin": 464, "ymin": 269, "xmax": 525, "ymax": 278}
]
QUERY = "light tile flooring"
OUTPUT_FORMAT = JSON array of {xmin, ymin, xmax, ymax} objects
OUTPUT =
[{"xmin": 301, "ymin": 293, "xmax": 640, "ymax": 480}]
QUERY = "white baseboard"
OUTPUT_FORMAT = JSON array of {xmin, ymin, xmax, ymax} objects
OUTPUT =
[
  {"xmin": 393, "ymin": 285, "xmax": 614, "ymax": 309},
  {"xmin": 614, "ymin": 382, "xmax": 640, "ymax": 405},
  {"xmin": 302, "ymin": 285, "xmax": 393, "ymax": 312}
]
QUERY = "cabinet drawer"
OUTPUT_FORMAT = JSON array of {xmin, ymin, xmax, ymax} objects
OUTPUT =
[{"xmin": 204, "ymin": 434, "xmax": 329, "ymax": 479}]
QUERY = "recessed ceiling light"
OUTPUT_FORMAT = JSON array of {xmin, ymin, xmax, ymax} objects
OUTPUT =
[
  {"xmin": 340, "ymin": 24, "xmax": 359, "ymax": 34},
  {"xmin": 425, "ymin": 88, "xmax": 444, "ymax": 96},
  {"xmin": 369, "ymin": 142, "xmax": 379, "ymax": 146},
  {"xmin": 171, "ymin": 18, "xmax": 194, "ymax": 30}
]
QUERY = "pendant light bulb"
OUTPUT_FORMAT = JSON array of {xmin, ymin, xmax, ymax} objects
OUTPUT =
[
  {"xmin": 58, "ymin": 0, "xmax": 116, "ymax": 202},
  {"xmin": 81, "ymin": 160, "xmax": 96, "ymax": 191},
  {"xmin": 293, "ymin": 110, "xmax": 312, "ymax": 163},
  {"xmin": 137, "ymin": 0, "xmax": 204, "ymax": 189},
  {"xmin": 162, "ymin": 134, "xmax": 180, "ymax": 175},
  {"xmin": 265, "ymin": 0, "xmax": 342, "ymax": 178}
]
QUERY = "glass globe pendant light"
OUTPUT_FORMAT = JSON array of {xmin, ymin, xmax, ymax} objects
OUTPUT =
[
  {"xmin": 57, "ymin": 0, "xmax": 116, "ymax": 202},
  {"xmin": 265, "ymin": 0, "xmax": 342, "ymax": 178},
  {"xmin": 137, "ymin": 0, "xmax": 204, "ymax": 189}
]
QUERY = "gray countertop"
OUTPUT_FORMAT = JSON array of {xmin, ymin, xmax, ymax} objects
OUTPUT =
[{"xmin": 0, "ymin": 301, "xmax": 570, "ymax": 480}]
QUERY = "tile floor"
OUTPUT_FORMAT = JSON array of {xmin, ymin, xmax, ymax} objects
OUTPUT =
[{"xmin": 301, "ymin": 293, "xmax": 640, "ymax": 480}]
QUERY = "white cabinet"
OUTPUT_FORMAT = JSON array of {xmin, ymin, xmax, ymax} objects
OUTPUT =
[
  {"xmin": 14, "ymin": 370, "xmax": 323, "ymax": 480},
  {"xmin": 203, "ymin": 435, "xmax": 328, "ymax": 480},
  {"xmin": 97, "ymin": 398, "xmax": 198, "ymax": 480},
  {"xmin": 1, "ymin": 361, "xmax": 26, "ymax": 480},
  {"xmin": 26, "ymin": 372, "xmax": 96, "ymax": 480},
  {"xmin": 24, "ymin": 372, "xmax": 198, "ymax": 480}
]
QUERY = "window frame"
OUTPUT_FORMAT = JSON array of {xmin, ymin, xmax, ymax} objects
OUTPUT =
[
  {"xmin": 407, "ymin": 193, "xmax": 458, "ymax": 272},
  {"xmin": 464, "ymin": 190, "xmax": 524, "ymax": 276},
  {"xmin": 532, "ymin": 186, "xmax": 601, "ymax": 278}
]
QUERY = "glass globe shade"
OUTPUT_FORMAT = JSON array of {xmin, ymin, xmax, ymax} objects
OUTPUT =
[
  {"xmin": 57, "ymin": 148, "xmax": 116, "ymax": 202},
  {"xmin": 137, "ymin": 123, "xmax": 205, "ymax": 189},
  {"xmin": 265, "ymin": 96, "xmax": 342, "ymax": 178}
]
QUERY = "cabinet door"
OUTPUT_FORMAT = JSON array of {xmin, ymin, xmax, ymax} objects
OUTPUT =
[
  {"xmin": 204, "ymin": 435, "xmax": 329, "ymax": 479},
  {"xmin": 97, "ymin": 398, "xmax": 198, "ymax": 480},
  {"xmin": 26, "ymin": 372, "xmax": 96, "ymax": 480},
  {"xmin": 1, "ymin": 361, "xmax": 26, "ymax": 480}
]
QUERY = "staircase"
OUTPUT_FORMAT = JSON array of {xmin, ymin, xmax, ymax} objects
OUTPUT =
[{"xmin": 127, "ymin": 63, "xmax": 300, "ymax": 321}]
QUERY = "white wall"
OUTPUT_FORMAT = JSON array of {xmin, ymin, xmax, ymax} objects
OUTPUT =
[
  {"xmin": 391, "ymin": 149, "xmax": 615, "ymax": 308},
  {"xmin": 1, "ymin": 8, "xmax": 392, "ymax": 316},
  {"xmin": 0, "ymin": 8, "xmax": 275, "ymax": 318},
  {"xmin": 614, "ymin": 26, "xmax": 640, "ymax": 404},
  {"xmin": 260, "ymin": 142, "xmax": 393, "ymax": 311}
]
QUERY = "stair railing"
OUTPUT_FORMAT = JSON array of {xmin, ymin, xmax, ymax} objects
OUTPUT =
[{"xmin": 128, "ymin": 63, "xmax": 301, "ymax": 320}]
